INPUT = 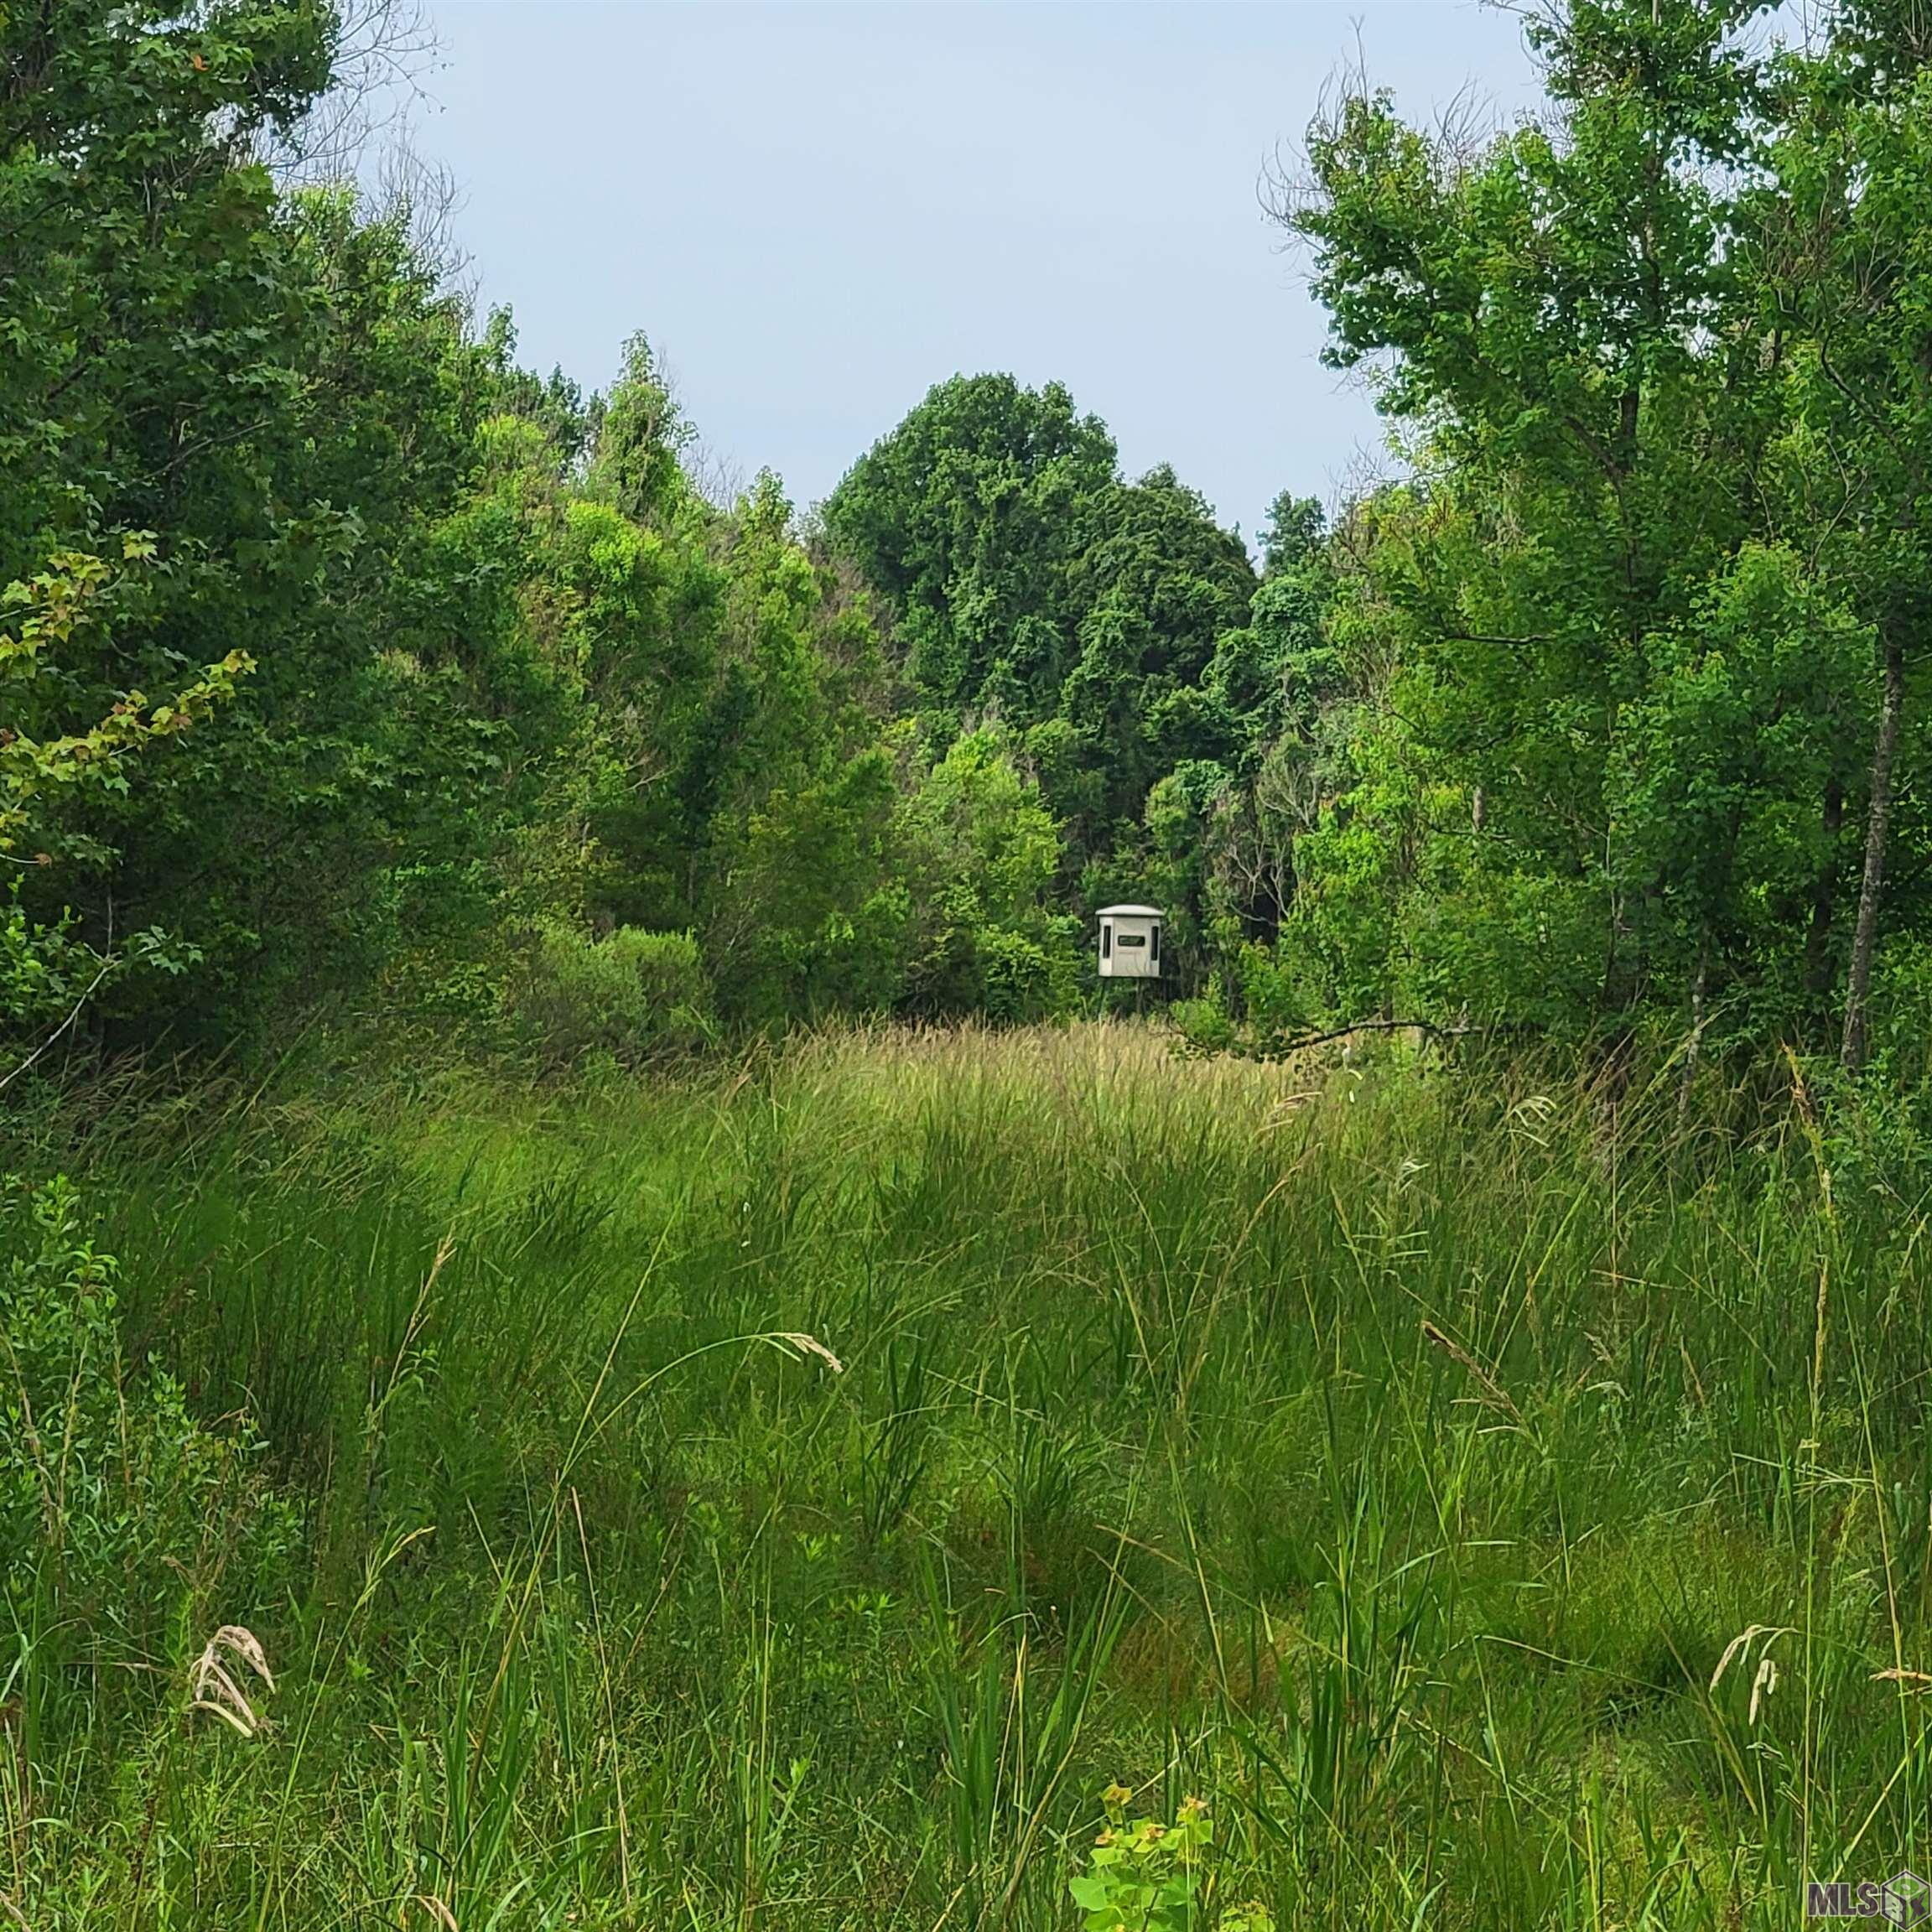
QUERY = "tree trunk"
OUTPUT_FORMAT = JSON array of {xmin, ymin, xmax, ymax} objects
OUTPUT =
[{"xmin": 1841, "ymin": 629, "xmax": 1907, "ymax": 1072}]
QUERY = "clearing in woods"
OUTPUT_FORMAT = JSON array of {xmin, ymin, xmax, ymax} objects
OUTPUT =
[{"xmin": 8, "ymin": 1021, "xmax": 1929, "ymax": 1927}]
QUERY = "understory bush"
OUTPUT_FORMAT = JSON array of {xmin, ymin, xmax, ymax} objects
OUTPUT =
[
  {"xmin": 509, "ymin": 922, "xmax": 716, "ymax": 1066},
  {"xmin": 1, "ymin": 1173, "xmax": 298, "ymax": 1796}
]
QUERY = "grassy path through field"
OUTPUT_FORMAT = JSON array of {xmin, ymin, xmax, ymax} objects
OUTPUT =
[{"xmin": 7, "ymin": 1022, "xmax": 1929, "ymax": 1927}]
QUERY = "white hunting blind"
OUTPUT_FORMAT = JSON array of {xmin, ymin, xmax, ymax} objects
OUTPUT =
[{"xmin": 1096, "ymin": 904, "xmax": 1163, "ymax": 979}]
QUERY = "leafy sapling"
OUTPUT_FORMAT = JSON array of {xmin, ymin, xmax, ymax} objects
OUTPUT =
[{"xmin": 1068, "ymin": 1785, "xmax": 1275, "ymax": 1932}]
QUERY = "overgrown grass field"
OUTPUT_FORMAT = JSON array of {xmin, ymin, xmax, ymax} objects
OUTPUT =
[{"xmin": 5, "ymin": 1022, "xmax": 1930, "ymax": 1928}]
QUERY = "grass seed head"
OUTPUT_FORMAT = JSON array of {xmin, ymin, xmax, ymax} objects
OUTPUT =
[
  {"xmin": 189, "ymin": 1623, "xmax": 274, "ymax": 1737},
  {"xmin": 777, "ymin": 1331, "xmax": 844, "ymax": 1374}
]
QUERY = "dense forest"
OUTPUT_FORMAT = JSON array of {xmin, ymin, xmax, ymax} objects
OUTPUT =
[{"xmin": 13, "ymin": 0, "xmax": 1932, "ymax": 1109}]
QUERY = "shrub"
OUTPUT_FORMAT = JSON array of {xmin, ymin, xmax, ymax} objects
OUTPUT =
[
  {"xmin": 979, "ymin": 927, "xmax": 1057, "ymax": 1024},
  {"xmin": 0, "ymin": 1175, "xmax": 297, "ymax": 1685},
  {"xmin": 510, "ymin": 923, "xmax": 715, "ymax": 1067},
  {"xmin": 1069, "ymin": 1788, "xmax": 1275, "ymax": 1932},
  {"xmin": 903, "ymin": 912, "xmax": 1082, "ymax": 1026}
]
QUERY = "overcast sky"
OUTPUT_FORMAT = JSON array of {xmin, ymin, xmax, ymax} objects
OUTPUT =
[{"xmin": 415, "ymin": 3, "xmax": 1542, "ymax": 543}]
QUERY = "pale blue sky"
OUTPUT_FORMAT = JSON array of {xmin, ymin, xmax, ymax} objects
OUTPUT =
[{"xmin": 418, "ymin": 3, "xmax": 1541, "ymax": 541}]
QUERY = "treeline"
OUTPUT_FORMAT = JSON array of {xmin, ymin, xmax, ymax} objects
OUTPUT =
[{"xmin": 10, "ymin": 0, "xmax": 1932, "ymax": 1086}]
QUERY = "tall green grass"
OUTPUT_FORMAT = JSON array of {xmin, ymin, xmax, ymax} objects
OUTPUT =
[{"xmin": 3, "ymin": 1021, "xmax": 1930, "ymax": 1928}]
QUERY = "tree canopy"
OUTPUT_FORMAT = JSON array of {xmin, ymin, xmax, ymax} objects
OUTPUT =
[{"xmin": 11, "ymin": 0, "xmax": 1932, "ymax": 1095}]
